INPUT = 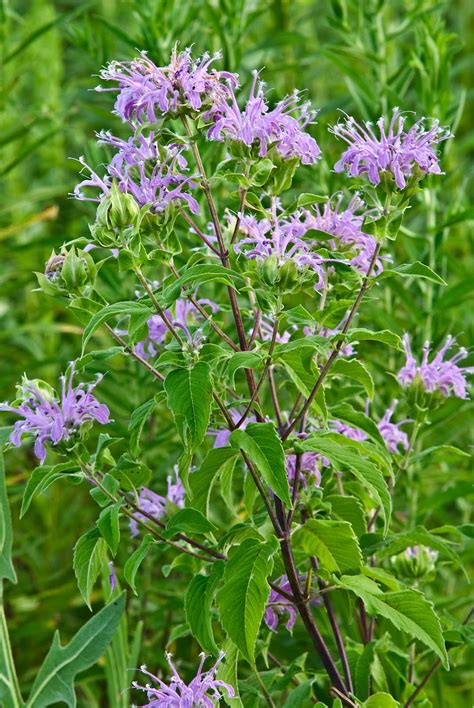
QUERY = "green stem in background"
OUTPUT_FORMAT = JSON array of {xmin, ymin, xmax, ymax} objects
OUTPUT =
[
  {"xmin": 254, "ymin": 667, "xmax": 277, "ymax": 708},
  {"xmin": 0, "ymin": 583, "xmax": 23, "ymax": 708},
  {"xmin": 423, "ymin": 187, "xmax": 438, "ymax": 341},
  {"xmin": 404, "ymin": 607, "xmax": 474, "ymax": 708},
  {"xmin": 133, "ymin": 265, "xmax": 184, "ymax": 346}
]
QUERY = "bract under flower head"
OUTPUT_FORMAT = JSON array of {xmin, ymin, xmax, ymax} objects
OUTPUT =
[
  {"xmin": 132, "ymin": 651, "xmax": 234, "ymax": 707},
  {"xmin": 97, "ymin": 45, "xmax": 238, "ymax": 123},
  {"xmin": 0, "ymin": 364, "xmax": 109, "ymax": 464},
  {"xmin": 398, "ymin": 334, "xmax": 473, "ymax": 399},
  {"xmin": 330, "ymin": 108, "xmax": 451, "ymax": 189},
  {"xmin": 206, "ymin": 70, "xmax": 321, "ymax": 164}
]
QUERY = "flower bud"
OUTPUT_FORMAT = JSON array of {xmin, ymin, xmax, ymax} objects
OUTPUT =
[
  {"xmin": 37, "ymin": 246, "xmax": 97, "ymax": 297},
  {"xmin": 16, "ymin": 375, "xmax": 56, "ymax": 404},
  {"xmin": 390, "ymin": 545, "xmax": 438, "ymax": 580},
  {"xmin": 92, "ymin": 182, "xmax": 140, "ymax": 247}
]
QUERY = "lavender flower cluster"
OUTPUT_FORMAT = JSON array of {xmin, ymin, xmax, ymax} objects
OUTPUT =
[{"xmin": 0, "ymin": 366, "xmax": 109, "ymax": 464}]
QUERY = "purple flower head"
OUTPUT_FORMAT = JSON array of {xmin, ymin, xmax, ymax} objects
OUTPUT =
[
  {"xmin": 259, "ymin": 315, "xmax": 292, "ymax": 344},
  {"xmin": 377, "ymin": 400, "xmax": 410, "ymax": 453},
  {"xmin": 207, "ymin": 71, "xmax": 321, "ymax": 164},
  {"xmin": 331, "ymin": 419, "xmax": 368, "ymax": 442},
  {"xmin": 0, "ymin": 364, "xmax": 109, "ymax": 464},
  {"xmin": 264, "ymin": 575, "xmax": 297, "ymax": 633},
  {"xmin": 234, "ymin": 200, "xmax": 329, "ymax": 290},
  {"xmin": 135, "ymin": 297, "xmax": 218, "ymax": 359},
  {"xmin": 97, "ymin": 46, "xmax": 238, "ymax": 123},
  {"xmin": 398, "ymin": 334, "xmax": 473, "ymax": 399},
  {"xmin": 132, "ymin": 651, "xmax": 234, "ymax": 707},
  {"xmin": 210, "ymin": 408, "xmax": 256, "ymax": 448},
  {"xmin": 130, "ymin": 467, "xmax": 185, "ymax": 537},
  {"xmin": 330, "ymin": 108, "xmax": 451, "ymax": 189},
  {"xmin": 73, "ymin": 140, "xmax": 199, "ymax": 216},
  {"xmin": 285, "ymin": 451, "xmax": 322, "ymax": 489},
  {"xmin": 299, "ymin": 194, "xmax": 384, "ymax": 275}
]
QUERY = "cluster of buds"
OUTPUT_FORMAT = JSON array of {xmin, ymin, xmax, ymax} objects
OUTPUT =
[
  {"xmin": 390, "ymin": 545, "xmax": 438, "ymax": 580},
  {"xmin": 37, "ymin": 246, "xmax": 97, "ymax": 297}
]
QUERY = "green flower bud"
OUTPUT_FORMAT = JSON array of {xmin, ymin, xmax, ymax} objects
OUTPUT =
[
  {"xmin": 16, "ymin": 375, "xmax": 56, "ymax": 404},
  {"xmin": 93, "ymin": 182, "xmax": 140, "ymax": 246},
  {"xmin": 390, "ymin": 545, "xmax": 438, "ymax": 580},
  {"xmin": 38, "ymin": 246, "xmax": 97, "ymax": 297}
]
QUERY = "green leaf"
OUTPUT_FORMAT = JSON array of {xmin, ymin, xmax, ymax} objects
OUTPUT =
[
  {"xmin": 81, "ymin": 301, "xmax": 152, "ymax": 352},
  {"xmin": 372, "ymin": 527, "xmax": 465, "ymax": 575},
  {"xmin": 230, "ymin": 423, "xmax": 291, "ymax": 506},
  {"xmin": 189, "ymin": 447, "xmax": 239, "ymax": 516},
  {"xmin": 0, "ymin": 602, "xmax": 24, "ymax": 707},
  {"xmin": 330, "ymin": 358, "xmax": 374, "ymax": 399},
  {"xmin": 164, "ymin": 363, "xmax": 213, "ymax": 452},
  {"xmin": 300, "ymin": 434, "xmax": 391, "ymax": 533},
  {"xmin": 25, "ymin": 594, "xmax": 125, "ymax": 708},
  {"xmin": 227, "ymin": 352, "xmax": 263, "ymax": 385},
  {"xmin": 128, "ymin": 399, "xmax": 156, "ymax": 457},
  {"xmin": 73, "ymin": 529, "xmax": 107, "ymax": 610},
  {"xmin": 97, "ymin": 502, "xmax": 122, "ymax": 555},
  {"xmin": 21, "ymin": 463, "xmax": 81, "ymax": 518},
  {"xmin": 166, "ymin": 508, "xmax": 217, "ymax": 536},
  {"xmin": 124, "ymin": 534, "xmax": 155, "ymax": 595},
  {"xmin": 162, "ymin": 265, "xmax": 244, "ymax": 303},
  {"xmin": 379, "ymin": 261, "xmax": 447, "ymax": 285},
  {"xmin": 185, "ymin": 562, "xmax": 224, "ymax": 654},
  {"xmin": 217, "ymin": 538, "xmax": 277, "ymax": 664},
  {"xmin": 326, "ymin": 495, "xmax": 367, "ymax": 537},
  {"xmin": 296, "ymin": 192, "xmax": 327, "ymax": 208},
  {"xmin": 283, "ymin": 680, "xmax": 315, "ymax": 707},
  {"xmin": 363, "ymin": 693, "xmax": 400, "ymax": 707},
  {"xmin": 348, "ymin": 329, "xmax": 402, "ymax": 349},
  {"xmin": 0, "ymin": 450, "xmax": 16, "ymax": 584},
  {"xmin": 293, "ymin": 519, "xmax": 362, "ymax": 573},
  {"xmin": 336, "ymin": 575, "xmax": 448, "ymax": 667},
  {"xmin": 216, "ymin": 638, "xmax": 243, "ymax": 707}
]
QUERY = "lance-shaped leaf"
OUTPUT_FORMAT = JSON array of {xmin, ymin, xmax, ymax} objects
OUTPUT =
[
  {"xmin": 0, "ymin": 602, "xmax": 24, "ymax": 707},
  {"xmin": 73, "ymin": 528, "xmax": 107, "ymax": 610},
  {"xmin": 26, "ymin": 594, "xmax": 125, "ymax": 707},
  {"xmin": 185, "ymin": 562, "xmax": 224, "ymax": 654},
  {"xmin": 189, "ymin": 447, "xmax": 239, "ymax": 516},
  {"xmin": 164, "ymin": 362, "xmax": 213, "ymax": 452},
  {"xmin": 81, "ymin": 301, "xmax": 152, "ymax": 352},
  {"xmin": 230, "ymin": 423, "xmax": 291, "ymax": 506},
  {"xmin": 0, "ymin": 450, "xmax": 16, "ymax": 584},
  {"xmin": 293, "ymin": 519, "xmax": 363, "ymax": 573},
  {"xmin": 217, "ymin": 538, "xmax": 278, "ymax": 664},
  {"xmin": 330, "ymin": 358, "xmax": 374, "ymax": 399},
  {"xmin": 335, "ymin": 575, "xmax": 448, "ymax": 667},
  {"xmin": 300, "ymin": 434, "xmax": 391, "ymax": 532}
]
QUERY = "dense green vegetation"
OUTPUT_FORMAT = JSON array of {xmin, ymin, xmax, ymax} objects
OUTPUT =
[{"xmin": 1, "ymin": 1, "xmax": 472, "ymax": 706}]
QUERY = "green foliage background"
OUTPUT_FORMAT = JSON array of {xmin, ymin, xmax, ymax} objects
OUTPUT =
[{"xmin": 1, "ymin": 0, "xmax": 472, "ymax": 705}]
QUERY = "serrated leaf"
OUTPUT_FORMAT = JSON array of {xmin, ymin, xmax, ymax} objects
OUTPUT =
[
  {"xmin": 162, "ymin": 265, "xmax": 244, "ymax": 304},
  {"xmin": 97, "ymin": 502, "xmax": 122, "ymax": 555},
  {"xmin": 189, "ymin": 447, "xmax": 239, "ymax": 515},
  {"xmin": 164, "ymin": 363, "xmax": 212, "ymax": 452},
  {"xmin": 25, "ymin": 594, "xmax": 125, "ymax": 707},
  {"xmin": 73, "ymin": 529, "xmax": 107, "ymax": 610},
  {"xmin": 230, "ymin": 423, "xmax": 291, "ymax": 506},
  {"xmin": 293, "ymin": 519, "xmax": 362, "ymax": 573},
  {"xmin": 378, "ymin": 261, "xmax": 447, "ymax": 285},
  {"xmin": 82, "ymin": 301, "xmax": 152, "ymax": 352},
  {"xmin": 331, "ymin": 358, "xmax": 374, "ymax": 399},
  {"xmin": 326, "ymin": 495, "xmax": 367, "ymax": 537},
  {"xmin": 300, "ymin": 434, "xmax": 391, "ymax": 533},
  {"xmin": 166, "ymin": 508, "xmax": 217, "ymax": 536},
  {"xmin": 21, "ymin": 463, "xmax": 81, "ymax": 518},
  {"xmin": 336, "ymin": 575, "xmax": 448, "ymax": 667},
  {"xmin": 348, "ymin": 329, "xmax": 402, "ymax": 349},
  {"xmin": 217, "ymin": 538, "xmax": 277, "ymax": 664},
  {"xmin": 128, "ymin": 399, "xmax": 157, "ymax": 457},
  {"xmin": 227, "ymin": 352, "xmax": 263, "ymax": 385},
  {"xmin": 185, "ymin": 562, "xmax": 224, "ymax": 654},
  {"xmin": 124, "ymin": 534, "xmax": 155, "ymax": 595}
]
